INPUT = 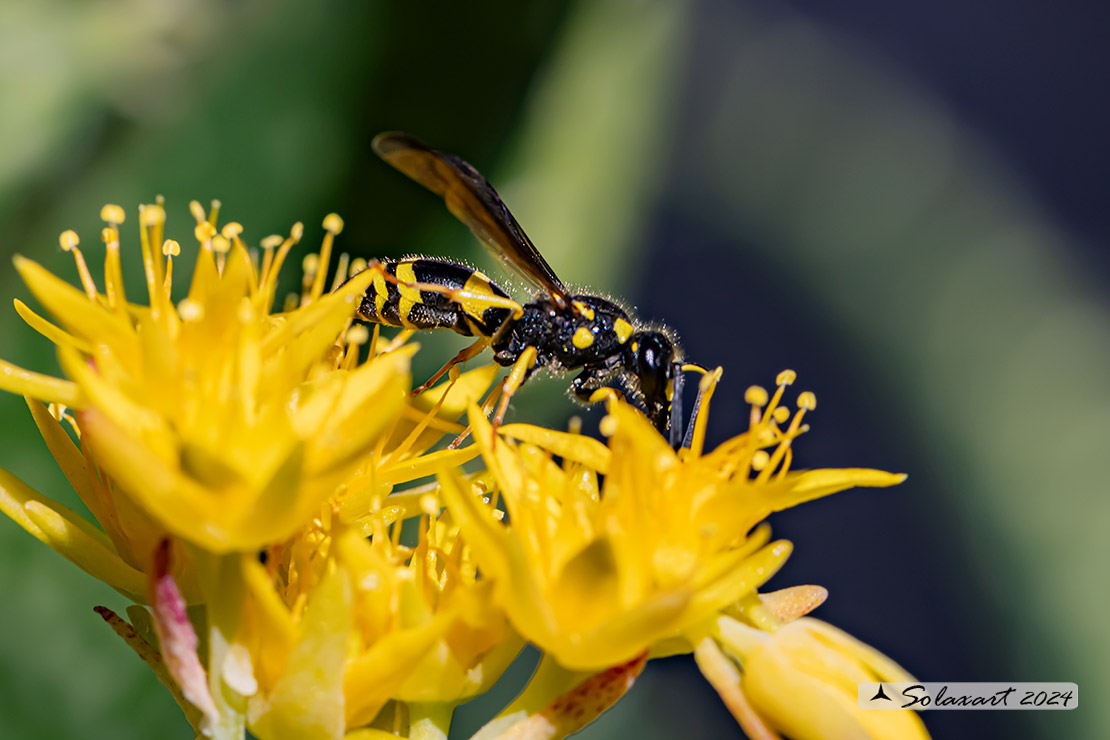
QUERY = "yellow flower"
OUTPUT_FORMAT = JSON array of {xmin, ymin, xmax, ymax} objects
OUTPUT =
[
  {"xmin": 241, "ymin": 500, "xmax": 523, "ymax": 739},
  {"xmin": 0, "ymin": 202, "xmax": 408, "ymax": 556},
  {"xmin": 0, "ymin": 200, "xmax": 508, "ymax": 740},
  {"xmin": 695, "ymin": 616, "xmax": 930, "ymax": 740},
  {"xmin": 443, "ymin": 369, "xmax": 906, "ymax": 673}
]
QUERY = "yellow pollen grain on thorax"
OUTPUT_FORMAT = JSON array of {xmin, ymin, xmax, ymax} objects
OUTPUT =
[
  {"xmin": 573, "ymin": 301, "xmax": 596, "ymax": 320},
  {"xmin": 395, "ymin": 262, "xmax": 422, "ymax": 328},
  {"xmin": 614, "ymin": 318, "xmax": 633, "ymax": 343},
  {"xmin": 572, "ymin": 326, "xmax": 595, "ymax": 349}
]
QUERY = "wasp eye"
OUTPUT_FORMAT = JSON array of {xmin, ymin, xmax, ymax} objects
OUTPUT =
[{"xmin": 634, "ymin": 332, "xmax": 674, "ymax": 406}]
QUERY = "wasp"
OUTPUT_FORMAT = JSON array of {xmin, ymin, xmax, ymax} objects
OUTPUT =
[{"xmin": 357, "ymin": 132, "xmax": 700, "ymax": 448}]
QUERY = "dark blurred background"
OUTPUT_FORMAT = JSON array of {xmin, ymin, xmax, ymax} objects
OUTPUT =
[{"xmin": 0, "ymin": 1, "xmax": 1104, "ymax": 739}]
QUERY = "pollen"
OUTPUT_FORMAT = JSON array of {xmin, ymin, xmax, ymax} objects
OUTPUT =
[
  {"xmin": 572, "ymin": 326, "xmax": 595, "ymax": 349},
  {"xmin": 614, "ymin": 318, "xmax": 633, "ymax": 344}
]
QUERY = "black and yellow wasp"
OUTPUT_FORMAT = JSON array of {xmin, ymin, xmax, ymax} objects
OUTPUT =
[{"xmin": 357, "ymin": 132, "xmax": 698, "ymax": 447}]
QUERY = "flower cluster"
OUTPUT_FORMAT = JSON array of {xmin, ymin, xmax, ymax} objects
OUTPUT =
[{"xmin": 0, "ymin": 201, "xmax": 929, "ymax": 740}]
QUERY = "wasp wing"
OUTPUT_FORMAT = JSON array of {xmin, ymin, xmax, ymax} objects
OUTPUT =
[{"xmin": 372, "ymin": 132, "xmax": 569, "ymax": 308}]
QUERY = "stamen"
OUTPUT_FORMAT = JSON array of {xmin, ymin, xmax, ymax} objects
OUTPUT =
[
  {"xmin": 189, "ymin": 200, "xmax": 206, "ymax": 224},
  {"xmin": 194, "ymin": 221, "xmax": 217, "ymax": 246},
  {"xmin": 100, "ymin": 225, "xmax": 126, "ymax": 311},
  {"xmin": 59, "ymin": 230, "xmax": 99, "ymax": 301},
  {"xmin": 750, "ymin": 450, "xmax": 769, "ymax": 471},
  {"xmin": 744, "ymin": 385, "xmax": 768, "ymax": 407},
  {"xmin": 212, "ymin": 235, "xmax": 231, "ymax": 273},
  {"xmin": 349, "ymin": 258, "xmax": 368, "ymax": 277},
  {"xmin": 178, "ymin": 298, "xmax": 204, "ymax": 322},
  {"xmin": 99, "ymin": 204, "xmax": 126, "ymax": 226},
  {"xmin": 259, "ymin": 224, "xmax": 303, "ymax": 310},
  {"xmin": 162, "ymin": 239, "xmax": 180, "ymax": 294},
  {"xmin": 330, "ymin": 253, "xmax": 351, "ymax": 294},
  {"xmin": 797, "ymin": 391, "xmax": 816, "ymax": 411},
  {"xmin": 309, "ymin": 213, "xmax": 343, "ymax": 303},
  {"xmin": 137, "ymin": 204, "xmax": 169, "ymax": 319},
  {"xmin": 207, "ymin": 199, "xmax": 221, "ymax": 227},
  {"xmin": 762, "ymin": 369, "xmax": 796, "ymax": 425},
  {"xmin": 771, "ymin": 407, "xmax": 790, "ymax": 424},
  {"xmin": 301, "ymin": 254, "xmax": 319, "ymax": 306}
]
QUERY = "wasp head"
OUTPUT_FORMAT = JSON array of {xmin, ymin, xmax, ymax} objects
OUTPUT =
[{"xmin": 626, "ymin": 330, "xmax": 677, "ymax": 435}]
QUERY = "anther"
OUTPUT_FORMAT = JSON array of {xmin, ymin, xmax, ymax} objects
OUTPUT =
[
  {"xmin": 745, "ymin": 385, "xmax": 769, "ymax": 407},
  {"xmin": 751, "ymin": 450, "xmax": 770, "ymax": 471},
  {"xmin": 772, "ymin": 407, "xmax": 790, "ymax": 424},
  {"xmin": 797, "ymin": 391, "xmax": 816, "ymax": 411},
  {"xmin": 776, "ymin": 369, "xmax": 797, "ymax": 387},
  {"xmin": 302, "ymin": 253, "xmax": 320, "ymax": 275},
  {"xmin": 211, "ymin": 235, "xmax": 231, "ymax": 254},
  {"xmin": 194, "ymin": 222, "xmax": 217, "ymax": 242},
  {"xmin": 140, "ymin": 204, "xmax": 166, "ymax": 226},
  {"xmin": 162, "ymin": 239, "xmax": 181, "ymax": 257},
  {"xmin": 99, "ymin": 204, "xmax": 126, "ymax": 225},
  {"xmin": 178, "ymin": 298, "xmax": 204, "ymax": 321},
  {"xmin": 349, "ymin": 258, "xmax": 368, "ymax": 276},
  {"xmin": 221, "ymin": 222, "xmax": 244, "ymax": 240},
  {"xmin": 101, "ymin": 227, "xmax": 118, "ymax": 245},
  {"xmin": 420, "ymin": 493, "xmax": 438, "ymax": 516},
  {"xmin": 260, "ymin": 235, "xmax": 283, "ymax": 250},
  {"xmin": 59, "ymin": 230, "xmax": 79, "ymax": 251},
  {"xmin": 599, "ymin": 415, "xmax": 617, "ymax": 437},
  {"xmin": 346, "ymin": 325, "xmax": 369, "ymax": 345},
  {"xmin": 189, "ymin": 200, "xmax": 206, "ymax": 223},
  {"xmin": 322, "ymin": 213, "xmax": 344, "ymax": 234},
  {"xmin": 290, "ymin": 222, "xmax": 304, "ymax": 243}
]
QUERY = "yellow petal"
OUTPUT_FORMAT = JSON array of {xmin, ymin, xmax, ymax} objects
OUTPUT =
[
  {"xmin": 23, "ymin": 499, "xmax": 147, "ymax": 600},
  {"xmin": 770, "ymin": 468, "xmax": 908, "ymax": 511},
  {"xmin": 0, "ymin": 466, "xmax": 146, "ymax": 600},
  {"xmin": 498, "ymin": 424, "xmax": 611, "ymax": 473},
  {"xmin": 0, "ymin": 357, "xmax": 81, "ymax": 406},
  {"xmin": 14, "ymin": 298, "xmax": 93, "ymax": 352},
  {"xmin": 14, "ymin": 255, "xmax": 136, "ymax": 354},
  {"xmin": 248, "ymin": 566, "xmax": 352, "ymax": 740}
]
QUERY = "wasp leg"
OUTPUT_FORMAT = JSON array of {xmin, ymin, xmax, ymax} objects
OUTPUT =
[
  {"xmin": 447, "ymin": 374, "xmax": 507, "ymax": 450},
  {"xmin": 412, "ymin": 337, "xmax": 491, "ymax": 395},
  {"xmin": 571, "ymin": 366, "xmax": 620, "ymax": 404},
  {"xmin": 491, "ymin": 346, "xmax": 539, "ymax": 442}
]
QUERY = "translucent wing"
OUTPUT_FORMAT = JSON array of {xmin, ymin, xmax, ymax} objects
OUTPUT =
[{"xmin": 372, "ymin": 132, "xmax": 569, "ymax": 308}]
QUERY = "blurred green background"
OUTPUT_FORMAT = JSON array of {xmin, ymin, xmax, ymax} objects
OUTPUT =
[{"xmin": 1, "ymin": 1, "xmax": 1104, "ymax": 738}]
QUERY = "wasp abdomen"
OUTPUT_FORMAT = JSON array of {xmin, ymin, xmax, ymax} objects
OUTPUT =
[{"xmin": 357, "ymin": 258, "xmax": 514, "ymax": 338}]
